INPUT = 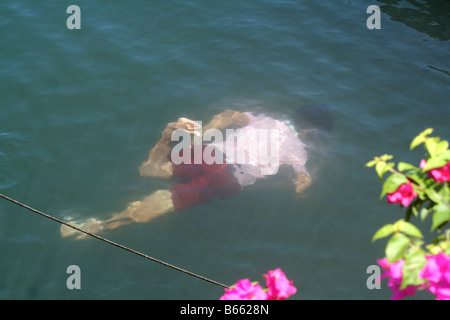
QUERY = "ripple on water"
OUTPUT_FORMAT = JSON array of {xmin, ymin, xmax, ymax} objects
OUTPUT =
[{"xmin": 0, "ymin": 132, "xmax": 30, "ymax": 190}]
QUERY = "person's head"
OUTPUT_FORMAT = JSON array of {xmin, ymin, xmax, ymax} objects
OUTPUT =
[
  {"xmin": 291, "ymin": 105, "xmax": 334, "ymax": 135},
  {"xmin": 291, "ymin": 105, "xmax": 334, "ymax": 177}
]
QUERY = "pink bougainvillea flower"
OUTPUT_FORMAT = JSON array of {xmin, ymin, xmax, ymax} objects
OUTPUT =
[
  {"xmin": 377, "ymin": 258, "xmax": 416, "ymax": 300},
  {"xmin": 419, "ymin": 252, "xmax": 450, "ymax": 300},
  {"xmin": 220, "ymin": 279, "xmax": 268, "ymax": 300},
  {"xmin": 386, "ymin": 182, "xmax": 418, "ymax": 207},
  {"xmin": 263, "ymin": 268, "xmax": 297, "ymax": 300},
  {"xmin": 420, "ymin": 159, "xmax": 450, "ymax": 182}
]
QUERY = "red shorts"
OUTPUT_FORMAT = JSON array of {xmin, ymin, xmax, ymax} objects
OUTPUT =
[{"xmin": 169, "ymin": 146, "xmax": 241, "ymax": 211}]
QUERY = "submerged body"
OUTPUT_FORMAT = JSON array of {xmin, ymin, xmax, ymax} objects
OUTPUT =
[{"xmin": 61, "ymin": 109, "xmax": 312, "ymax": 239}]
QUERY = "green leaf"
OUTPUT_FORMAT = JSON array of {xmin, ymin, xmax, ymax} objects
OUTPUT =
[
  {"xmin": 435, "ymin": 141, "xmax": 449, "ymax": 156},
  {"xmin": 380, "ymin": 173, "xmax": 409, "ymax": 199},
  {"xmin": 421, "ymin": 128, "xmax": 434, "ymax": 136},
  {"xmin": 438, "ymin": 149, "xmax": 450, "ymax": 162},
  {"xmin": 400, "ymin": 249, "xmax": 427, "ymax": 289},
  {"xmin": 398, "ymin": 220, "xmax": 423, "ymax": 238},
  {"xmin": 411, "ymin": 205, "xmax": 419, "ymax": 218},
  {"xmin": 404, "ymin": 195, "xmax": 423, "ymax": 220},
  {"xmin": 365, "ymin": 159, "xmax": 377, "ymax": 167},
  {"xmin": 410, "ymin": 136, "xmax": 425, "ymax": 151},
  {"xmin": 425, "ymin": 138, "xmax": 439, "ymax": 158},
  {"xmin": 438, "ymin": 183, "xmax": 450, "ymax": 200},
  {"xmin": 440, "ymin": 239, "xmax": 450, "ymax": 255},
  {"xmin": 424, "ymin": 188, "xmax": 444, "ymax": 204},
  {"xmin": 423, "ymin": 156, "xmax": 447, "ymax": 171},
  {"xmin": 425, "ymin": 138, "xmax": 448, "ymax": 158},
  {"xmin": 413, "ymin": 184, "xmax": 427, "ymax": 201},
  {"xmin": 385, "ymin": 162, "xmax": 395, "ymax": 173},
  {"xmin": 380, "ymin": 154, "xmax": 394, "ymax": 161},
  {"xmin": 410, "ymin": 128, "xmax": 433, "ymax": 150},
  {"xmin": 375, "ymin": 161, "xmax": 395, "ymax": 180},
  {"xmin": 398, "ymin": 162, "xmax": 416, "ymax": 172},
  {"xmin": 375, "ymin": 161, "xmax": 386, "ymax": 180},
  {"xmin": 426, "ymin": 243, "xmax": 442, "ymax": 255},
  {"xmin": 431, "ymin": 205, "xmax": 450, "ymax": 232},
  {"xmin": 372, "ymin": 224, "xmax": 394, "ymax": 242},
  {"xmin": 386, "ymin": 233, "xmax": 410, "ymax": 263},
  {"xmin": 420, "ymin": 208, "xmax": 430, "ymax": 221}
]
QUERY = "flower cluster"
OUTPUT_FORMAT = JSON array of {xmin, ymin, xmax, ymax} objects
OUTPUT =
[
  {"xmin": 386, "ymin": 182, "xmax": 417, "ymax": 207},
  {"xmin": 378, "ymin": 252, "xmax": 450, "ymax": 300},
  {"xmin": 420, "ymin": 252, "xmax": 450, "ymax": 300},
  {"xmin": 378, "ymin": 257, "xmax": 416, "ymax": 299},
  {"xmin": 386, "ymin": 159, "xmax": 450, "ymax": 208},
  {"xmin": 367, "ymin": 128, "xmax": 450, "ymax": 300},
  {"xmin": 421, "ymin": 159, "xmax": 450, "ymax": 183},
  {"xmin": 220, "ymin": 268, "xmax": 297, "ymax": 300}
]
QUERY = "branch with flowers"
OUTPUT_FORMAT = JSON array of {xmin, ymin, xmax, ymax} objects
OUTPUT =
[{"xmin": 366, "ymin": 128, "xmax": 450, "ymax": 300}]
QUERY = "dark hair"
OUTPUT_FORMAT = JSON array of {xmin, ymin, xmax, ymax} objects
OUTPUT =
[{"xmin": 291, "ymin": 105, "xmax": 334, "ymax": 133}]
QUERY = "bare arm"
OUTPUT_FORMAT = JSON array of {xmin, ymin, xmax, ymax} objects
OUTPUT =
[
  {"xmin": 139, "ymin": 111, "xmax": 248, "ymax": 178},
  {"xmin": 293, "ymin": 172, "xmax": 312, "ymax": 196},
  {"xmin": 139, "ymin": 118, "xmax": 199, "ymax": 178},
  {"xmin": 202, "ymin": 109, "xmax": 250, "ymax": 133}
]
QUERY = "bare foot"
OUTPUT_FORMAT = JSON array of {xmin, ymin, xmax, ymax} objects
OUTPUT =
[{"xmin": 60, "ymin": 218, "xmax": 104, "ymax": 240}]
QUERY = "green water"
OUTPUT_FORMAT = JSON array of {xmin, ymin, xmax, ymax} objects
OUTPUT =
[{"xmin": 0, "ymin": 1, "xmax": 449, "ymax": 299}]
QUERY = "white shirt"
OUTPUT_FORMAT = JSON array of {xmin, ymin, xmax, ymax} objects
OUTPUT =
[{"xmin": 209, "ymin": 112, "xmax": 309, "ymax": 187}]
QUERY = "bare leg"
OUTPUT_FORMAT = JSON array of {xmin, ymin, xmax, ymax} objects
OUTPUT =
[
  {"xmin": 60, "ymin": 118, "xmax": 198, "ymax": 240},
  {"xmin": 60, "ymin": 190, "xmax": 174, "ymax": 240},
  {"xmin": 103, "ymin": 190, "xmax": 174, "ymax": 230}
]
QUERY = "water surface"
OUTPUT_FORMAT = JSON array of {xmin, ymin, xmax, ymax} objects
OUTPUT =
[{"xmin": 0, "ymin": 0, "xmax": 449, "ymax": 299}]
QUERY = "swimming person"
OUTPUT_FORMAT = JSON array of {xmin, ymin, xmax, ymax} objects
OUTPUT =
[{"xmin": 60, "ymin": 107, "xmax": 332, "ymax": 240}]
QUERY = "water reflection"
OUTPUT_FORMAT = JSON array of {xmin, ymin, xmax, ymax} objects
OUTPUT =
[{"xmin": 378, "ymin": 0, "xmax": 450, "ymax": 41}]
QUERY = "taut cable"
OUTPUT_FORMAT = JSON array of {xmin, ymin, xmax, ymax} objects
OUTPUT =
[{"xmin": 0, "ymin": 193, "xmax": 229, "ymax": 289}]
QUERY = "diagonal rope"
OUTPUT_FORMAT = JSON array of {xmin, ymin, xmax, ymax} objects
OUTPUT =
[{"xmin": 0, "ymin": 192, "xmax": 229, "ymax": 289}]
